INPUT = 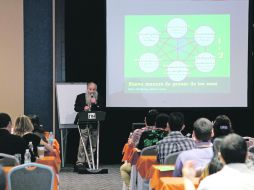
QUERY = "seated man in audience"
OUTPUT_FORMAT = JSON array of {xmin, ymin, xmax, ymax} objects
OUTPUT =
[
  {"xmin": 183, "ymin": 133, "xmax": 254, "ymax": 190},
  {"xmin": 156, "ymin": 112, "xmax": 196, "ymax": 164},
  {"xmin": 213, "ymin": 114, "xmax": 233, "ymax": 139},
  {"xmin": 198, "ymin": 114, "xmax": 233, "ymax": 179},
  {"xmin": 137, "ymin": 113, "xmax": 169, "ymax": 150},
  {"xmin": 0, "ymin": 113, "xmax": 26, "ymax": 162},
  {"xmin": 173, "ymin": 117, "xmax": 213, "ymax": 176},
  {"xmin": 128, "ymin": 109, "xmax": 159, "ymax": 147},
  {"xmin": 120, "ymin": 109, "xmax": 159, "ymax": 189}
]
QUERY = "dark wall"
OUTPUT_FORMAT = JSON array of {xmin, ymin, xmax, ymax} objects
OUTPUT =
[
  {"xmin": 24, "ymin": 0, "xmax": 53, "ymax": 132},
  {"xmin": 65, "ymin": 0, "xmax": 254, "ymax": 164}
]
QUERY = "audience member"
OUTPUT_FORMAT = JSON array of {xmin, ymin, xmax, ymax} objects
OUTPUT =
[
  {"xmin": 0, "ymin": 113, "xmax": 26, "ymax": 162},
  {"xmin": 13, "ymin": 115, "xmax": 54, "ymax": 161},
  {"xmin": 213, "ymin": 114, "xmax": 233, "ymax": 138},
  {"xmin": 199, "ymin": 115, "xmax": 232, "ymax": 180},
  {"xmin": 156, "ymin": 112, "xmax": 196, "ymax": 164},
  {"xmin": 173, "ymin": 118, "xmax": 213, "ymax": 176},
  {"xmin": 128, "ymin": 109, "xmax": 159, "ymax": 147},
  {"xmin": 137, "ymin": 113, "xmax": 169, "ymax": 150},
  {"xmin": 197, "ymin": 133, "xmax": 254, "ymax": 190},
  {"xmin": 199, "ymin": 150, "xmax": 223, "ymax": 180},
  {"xmin": 120, "ymin": 109, "xmax": 159, "ymax": 189},
  {"xmin": 28, "ymin": 114, "xmax": 47, "ymax": 142}
]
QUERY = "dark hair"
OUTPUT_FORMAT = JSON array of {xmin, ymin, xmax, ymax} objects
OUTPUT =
[
  {"xmin": 213, "ymin": 138, "xmax": 222, "ymax": 155},
  {"xmin": 155, "ymin": 113, "xmax": 169, "ymax": 129},
  {"xmin": 145, "ymin": 109, "xmax": 159, "ymax": 126},
  {"xmin": 213, "ymin": 115, "xmax": 233, "ymax": 138},
  {"xmin": 0, "ymin": 113, "xmax": 11, "ymax": 129},
  {"xmin": 27, "ymin": 114, "xmax": 45, "ymax": 133},
  {"xmin": 168, "ymin": 112, "xmax": 184, "ymax": 131},
  {"xmin": 220, "ymin": 133, "xmax": 247, "ymax": 164},
  {"xmin": 193, "ymin": 118, "xmax": 213, "ymax": 141},
  {"xmin": 208, "ymin": 157, "xmax": 223, "ymax": 175}
]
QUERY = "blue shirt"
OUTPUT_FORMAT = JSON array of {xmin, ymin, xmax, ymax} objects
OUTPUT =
[{"xmin": 173, "ymin": 141, "xmax": 213, "ymax": 176}]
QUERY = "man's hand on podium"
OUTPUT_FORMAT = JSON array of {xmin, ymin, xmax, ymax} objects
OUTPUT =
[{"xmin": 84, "ymin": 106, "xmax": 90, "ymax": 111}]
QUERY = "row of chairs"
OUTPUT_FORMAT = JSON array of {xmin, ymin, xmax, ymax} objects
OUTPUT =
[
  {"xmin": 141, "ymin": 145, "xmax": 181, "ymax": 164},
  {"xmin": 0, "ymin": 153, "xmax": 54, "ymax": 190},
  {"xmin": 0, "ymin": 153, "xmax": 19, "ymax": 166},
  {"xmin": 125, "ymin": 146, "xmax": 181, "ymax": 190},
  {"xmin": 134, "ymin": 143, "xmax": 254, "ymax": 190}
]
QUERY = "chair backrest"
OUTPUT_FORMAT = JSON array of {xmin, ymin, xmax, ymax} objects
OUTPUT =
[
  {"xmin": 0, "ymin": 153, "xmax": 19, "ymax": 166},
  {"xmin": 164, "ymin": 151, "xmax": 182, "ymax": 164},
  {"xmin": 8, "ymin": 162, "xmax": 54, "ymax": 190},
  {"xmin": 141, "ymin": 145, "xmax": 157, "ymax": 156}
]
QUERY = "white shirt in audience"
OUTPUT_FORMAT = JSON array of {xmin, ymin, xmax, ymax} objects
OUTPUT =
[{"xmin": 198, "ymin": 163, "xmax": 254, "ymax": 190}]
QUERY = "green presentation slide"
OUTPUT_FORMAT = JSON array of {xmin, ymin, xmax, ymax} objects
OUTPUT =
[{"xmin": 124, "ymin": 15, "xmax": 230, "ymax": 93}]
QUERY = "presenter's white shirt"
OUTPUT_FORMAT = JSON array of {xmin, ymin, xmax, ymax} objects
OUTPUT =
[{"xmin": 198, "ymin": 163, "xmax": 254, "ymax": 190}]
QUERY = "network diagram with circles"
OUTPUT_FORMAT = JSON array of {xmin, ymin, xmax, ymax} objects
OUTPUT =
[{"xmin": 125, "ymin": 15, "xmax": 230, "ymax": 92}]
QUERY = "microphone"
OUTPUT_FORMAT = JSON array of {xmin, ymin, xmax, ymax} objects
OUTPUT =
[
  {"xmin": 90, "ymin": 92, "xmax": 97, "ymax": 105},
  {"xmin": 90, "ymin": 91, "xmax": 98, "ymax": 99}
]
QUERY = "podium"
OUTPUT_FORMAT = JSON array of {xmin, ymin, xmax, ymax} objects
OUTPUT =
[{"xmin": 77, "ymin": 111, "xmax": 108, "ymax": 174}]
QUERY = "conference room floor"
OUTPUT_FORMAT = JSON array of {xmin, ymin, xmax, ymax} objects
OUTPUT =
[{"xmin": 59, "ymin": 164, "xmax": 122, "ymax": 190}]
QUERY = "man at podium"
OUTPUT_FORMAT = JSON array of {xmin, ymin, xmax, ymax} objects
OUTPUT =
[{"xmin": 74, "ymin": 82, "xmax": 103, "ymax": 172}]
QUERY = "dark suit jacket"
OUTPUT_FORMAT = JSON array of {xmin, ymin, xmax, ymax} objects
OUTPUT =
[
  {"xmin": 74, "ymin": 93, "xmax": 103, "ymax": 124},
  {"xmin": 0, "ymin": 129, "xmax": 26, "ymax": 162}
]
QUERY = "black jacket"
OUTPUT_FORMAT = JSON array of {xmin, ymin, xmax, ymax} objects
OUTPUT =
[{"xmin": 74, "ymin": 93, "xmax": 103, "ymax": 124}]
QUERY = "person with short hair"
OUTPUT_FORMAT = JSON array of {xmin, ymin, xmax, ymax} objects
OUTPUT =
[
  {"xmin": 0, "ymin": 113, "xmax": 26, "ymax": 162},
  {"xmin": 197, "ymin": 133, "xmax": 254, "ymax": 190},
  {"xmin": 120, "ymin": 109, "xmax": 159, "ymax": 189},
  {"xmin": 156, "ymin": 112, "xmax": 196, "ymax": 164},
  {"xmin": 213, "ymin": 114, "xmax": 233, "ymax": 138},
  {"xmin": 173, "ymin": 118, "xmax": 214, "ymax": 176},
  {"xmin": 129, "ymin": 109, "xmax": 159, "ymax": 147},
  {"xmin": 14, "ymin": 115, "xmax": 54, "ymax": 162},
  {"xmin": 199, "ymin": 114, "xmax": 233, "ymax": 179},
  {"xmin": 137, "ymin": 113, "xmax": 169, "ymax": 150}
]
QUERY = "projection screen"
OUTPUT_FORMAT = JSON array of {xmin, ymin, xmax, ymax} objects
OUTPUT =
[{"xmin": 106, "ymin": 0, "xmax": 249, "ymax": 107}]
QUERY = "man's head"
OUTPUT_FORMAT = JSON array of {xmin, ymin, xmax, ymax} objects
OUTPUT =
[
  {"xmin": 193, "ymin": 118, "xmax": 213, "ymax": 142},
  {"xmin": 145, "ymin": 109, "xmax": 159, "ymax": 126},
  {"xmin": 219, "ymin": 133, "xmax": 247, "ymax": 164},
  {"xmin": 213, "ymin": 115, "xmax": 233, "ymax": 138},
  {"xmin": 87, "ymin": 82, "xmax": 97, "ymax": 96},
  {"xmin": 0, "ymin": 113, "xmax": 12, "ymax": 130},
  {"xmin": 155, "ymin": 113, "xmax": 169, "ymax": 130},
  {"xmin": 168, "ymin": 112, "xmax": 185, "ymax": 131}
]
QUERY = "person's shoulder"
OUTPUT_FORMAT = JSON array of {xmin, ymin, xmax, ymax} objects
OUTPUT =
[
  {"xmin": 178, "ymin": 148, "xmax": 195, "ymax": 158},
  {"xmin": 77, "ymin": 93, "xmax": 86, "ymax": 97},
  {"xmin": 198, "ymin": 172, "xmax": 221, "ymax": 190},
  {"xmin": 9, "ymin": 134, "xmax": 26, "ymax": 143},
  {"xmin": 8, "ymin": 133, "xmax": 21, "ymax": 139},
  {"xmin": 133, "ymin": 128, "xmax": 142, "ymax": 134},
  {"xmin": 23, "ymin": 133, "xmax": 41, "ymax": 140},
  {"xmin": 156, "ymin": 134, "xmax": 170, "ymax": 144}
]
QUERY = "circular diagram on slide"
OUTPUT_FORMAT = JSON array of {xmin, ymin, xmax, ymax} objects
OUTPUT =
[
  {"xmin": 167, "ymin": 61, "xmax": 188, "ymax": 81},
  {"xmin": 139, "ymin": 26, "xmax": 160, "ymax": 47},
  {"xmin": 167, "ymin": 18, "xmax": 187, "ymax": 39},
  {"xmin": 125, "ymin": 15, "xmax": 230, "ymax": 82},
  {"xmin": 139, "ymin": 53, "xmax": 159, "ymax": 73}
]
